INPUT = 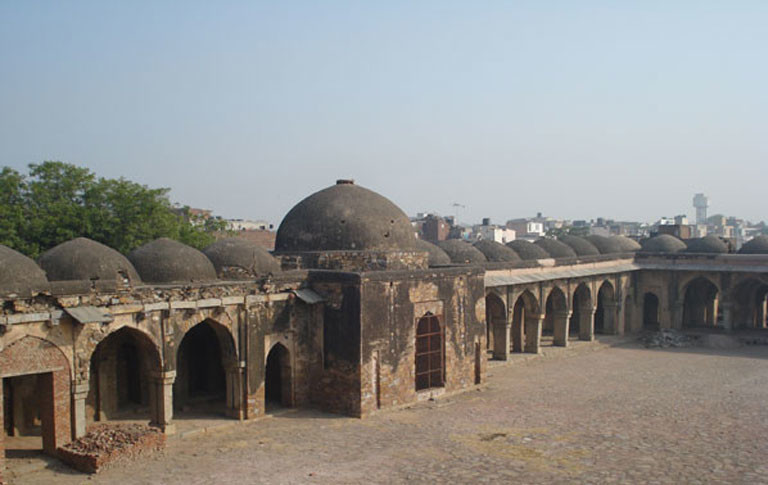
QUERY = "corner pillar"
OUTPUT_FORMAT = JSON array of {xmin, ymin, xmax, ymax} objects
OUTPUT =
[{"xmin": 225, "ymin": 362, "xmax": 246, "ymax": 420}]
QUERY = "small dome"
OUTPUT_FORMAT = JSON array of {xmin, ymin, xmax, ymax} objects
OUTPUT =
[
  {"xmin": 506, "ymin": 240, "xmax": 549, "ymax": 260},
  {"xmin": 585, "ymin": 235, "xmax": 624, "ymax": 255},
  {"xmin": 685, "ymin": 235, "xmax": 728, "ymax": 254},
  {"xmin": 414, "ymin": 239, "xmax": 451, "ymax": 266},
  {"xmin": 641, "ymin": 234, "xmax": 687, "ymax": 253},
  {"xmin": 38, "ymin": 237, "xmax": 141, "ymax": 283},
  {"xmin": 128, "ymin": 238, "xmax": 217, "ymax": 284},
  {"xmin": 0, "ymin": 245, "xmax": 48, "ymax": 296},
  {"xmin": 739, "ymin": 235, "xmax": 768, "ymax": 254},
  {"xmin": 612, "ymin": 235, "xmax": 642, "ymax": 252},
  {"xmin": 275, "ymin": 180, "xmax": 417, "ymax": 252},
  {"xmin": 533, "ymin": 239, "xmax": 577, "ymax": 259},
  {"xmin": 435, "ymin": 240, "xmax": 487, "ymax": 264},
  {"xmin": 472, "ymin": 240, "xmax": 521, "ymax": 262},
  {"xmin": 559, "ymin": 236, "xmax": 601, "ymax": 256},
  {"xmin": 203, "ymin": 238, "xmax": 281, "ymax": 279}
]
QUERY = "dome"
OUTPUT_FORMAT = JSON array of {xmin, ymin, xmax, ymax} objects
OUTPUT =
[
  {"xmin": 640, "ymin": 234, "xmax": 686, "ymax": 253},
  {"xmin": 275, "ymin": 180, "xmax": 417, "ymax": 252},
  {"xmin": 414, "ymin": 238, "xmax": 451, "ymax": 266},
  {"xmin": 585, "ymin": 235, "xmax": 624, "ymax": 255},
  {"xmin": 0, "ymin": 245, "xmax": 48, "ymax": 296},
  {"xmin": 128, "ymin": 238, "xmax": 217, "ymax": 284},
  {"xmin": 435, "ymin": 240, "xmax": 487, "ymax": 264},
  {"xmin": 505, "ymin": 240, "xmax": 549, "ymax": 260},
  {"xmin": 38, "ymin": 237, "xmax": 141, "ymax": 284},
  {"xmin": 684, "ymin": 235, "xmax": 728, "ymax": 254},
  {"xmin": 612, "ymin": 235, "xmax": 642, "ymax": 252},
  {"xmin": 533, "ymin": 239, "xmax": 577, "ymax": 259},
  {"xmin": 739, "ymin": 235, "xmax": 768, "ymax": 254},
  {"xmin": 559, "ymin": 235, "xmax": 600, "ymax": 256},
  {"xmin": 472, "ymin": 240, "xmax": 521, "ymax": 262},
  {"xmin": 203, "ymin": 238, "xmax": 281, "ymax": 279}
]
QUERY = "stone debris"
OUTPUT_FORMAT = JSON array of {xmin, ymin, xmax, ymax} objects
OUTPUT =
[
  {"xmin": 639, "ymin": 329, "xmax": 695, "ymax": 348},
  {"xmin": 65, "ymin": 424, "xmax": 159, "ymax": 454}
]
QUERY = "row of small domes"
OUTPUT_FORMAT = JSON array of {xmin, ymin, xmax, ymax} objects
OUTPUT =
[
  {"xmin": 419, "ymin": 235, "xmax": 641, "ymax": 265},
  {"xmin": 0, "ymin": 237, "xmax": 281, "ymax": 295},
  {"xmin": 422, "ymin": 233, "xmax": 768, "ymax": 265}
]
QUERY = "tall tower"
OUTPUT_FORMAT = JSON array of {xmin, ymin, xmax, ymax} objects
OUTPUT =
[{"xmin": 693, "ymin": 193, "xmax": 708, "ymax": 225}]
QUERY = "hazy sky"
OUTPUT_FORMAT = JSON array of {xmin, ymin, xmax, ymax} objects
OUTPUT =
[{"xmin": 1, "ymin": 1, "xmax": 766, "ymax": 226}]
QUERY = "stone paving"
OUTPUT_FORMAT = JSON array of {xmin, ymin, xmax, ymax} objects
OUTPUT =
[{"xmin": 10, "ymin": 341, "xmax": 768, "ymax": 484}]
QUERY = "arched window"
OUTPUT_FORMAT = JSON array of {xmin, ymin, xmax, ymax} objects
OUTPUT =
[{"xmin": 415, "ymin": 313, "xmax": 444, "ymax": 391}]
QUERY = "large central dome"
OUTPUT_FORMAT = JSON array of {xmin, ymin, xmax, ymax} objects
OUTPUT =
[{"xmin": 275, "ymin": 180, "xmax": 417, "ymax": 252}]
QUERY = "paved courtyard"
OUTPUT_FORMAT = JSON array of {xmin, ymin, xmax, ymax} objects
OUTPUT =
[{"xmin": 12, "ymin": 341, "xmax": 768, "ymax": 484}]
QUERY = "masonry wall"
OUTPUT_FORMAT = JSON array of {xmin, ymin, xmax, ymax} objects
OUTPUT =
[{"xmin": 358, "ymin": 268, "xmax": 486, "ymax": 416}]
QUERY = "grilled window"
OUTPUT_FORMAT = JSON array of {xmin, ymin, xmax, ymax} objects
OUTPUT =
[{"xmin": 415, "ymin": 313, "xmax": 444, "ymax": 391}]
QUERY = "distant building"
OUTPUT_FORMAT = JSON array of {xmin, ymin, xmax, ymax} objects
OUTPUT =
[
  {"xmin": 506, "ymin": 218, "xmax": 544, "ymax": 241},
  {"xmin": 693, "ymin": 193, "xmax": 708, "ymax": 225},
  {"xmin": 422, "ymin": 214, "xmax": 451, "ymax": 242},
  {"xmin": 474, "ymin": 218, "xmax": 516, "ymax": 244},
  {"xmin": 226, "ymin": 219, "xmax": 273, "ymax": 231}
]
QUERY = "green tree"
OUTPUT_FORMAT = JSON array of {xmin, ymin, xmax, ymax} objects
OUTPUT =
[{"xmin": 0, "ymin": 161, "xmax": 227, "ymax": 258}]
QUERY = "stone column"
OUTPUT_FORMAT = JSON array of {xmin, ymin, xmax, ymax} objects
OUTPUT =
[
  {"xmin": 553, "ymin": 311, "xmax": 571, "ymax": 347},
  {"xmin": 524, "ymin": 314, "xmax": 543, "ymax": 354},
  {"xmin": 71, "ymin": 381, "xmax": 89, "ymax": 439},
  {"xmin": 150, "ymin": 371, "xmax": 176, "ymax": 434},
  {"xmin": 492, "ymin": 320, "xmax": 511, "ymax": 360},
  {"xmin": 720, "ymin": 301, "xmax": 734, "ymax": 331},
  {"xmin": 759, "ymin": 297, "xmax": 768, "ymax": 328},
  {"xmin": 672, "ymin": 301, "xmax": 685, "ymax": 330},
  {"xmin": 225, "ymin": 362, "xmax": 245, "ymax": 420},
  {"xmin": 579, "ymin": 308, "xmax": 596, "ymax": 341}
]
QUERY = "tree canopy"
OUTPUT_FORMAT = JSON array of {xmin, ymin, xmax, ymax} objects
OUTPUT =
[{"xmin": 0, "ymin": 161, "xmax": 226, "ymax": 258}]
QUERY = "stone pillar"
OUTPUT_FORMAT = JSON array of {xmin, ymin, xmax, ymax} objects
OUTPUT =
[
  {"xmin": 524, "ymin": 315, "xmax": 543, "ymax": 354},
  {"xmin": 760, "ymin": 297, "xmax": 768, "ymax": 328},
  {"xmin": 71, "ymin": 381, "xmax": 89, "ymax": 439},
  {"xmin": 492, "ymin": 320, "xmax": 511, "ymax": 360},
  {"xmin": 672, "ymin": 301, "xmax": 684, "ymax": 330},
  {"xmin": 553, "ymin": 311, "xmax": 571, "ymax": 347},
  {"xmin": 579, "ymin": 308, "xmax": 595, "ymax": 341},
  {"xmin": 706, "ymin": 298, "xmax": 717, "ymax": 327},
  {"xmin": 150, "ymin": 371, "xmax": 176, "ymax": 434},
  {"xmin": 720, "ymin": 301, "xmax": 734, "ymax": 331},
  {"xmin": 225, "ymin": 362, "xmax": 245, "ymax": 420}
]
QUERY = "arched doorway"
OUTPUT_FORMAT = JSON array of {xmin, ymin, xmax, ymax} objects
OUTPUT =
[
  {"xmin": 512, "ymin": 291, "xmax": 541, "ymax": 353},
  {"xmin": 545, "ymin": 287, "xmax": 569, "ymax": 346},
  {"xmin": 643, "ymin": 292, "xmax": 660, "ymax": 330},
  {"xmin": 682, "ymin": 278, "xmax": 720, "ymax": 328},
  {"xmin": 87, "ymin": 327, "xmax": 160, "ymax": 424},
  {"xmin": 174, "ymin": 320, "xmax": 233, "ymax": 416},
  {"xmin": 486, "ymin": 293, "xmax": 507, "ymax": 359},
  {"xmin": 731, "ymin": 278, "xmax": 768, "ymax": 329},
  {"xmin": 1, "ymin": 337, "xmax": 71, "ymax": 460},
  {"xmin": 265, "ymin": 343, "xmax": 292, "ymax": 411},
  {"xmin": 595, "ymin": 281, "xmax": 616, "ymax": 334},
  {"xmin": 571, "ymin": 283, "xmax": 593, "ymax": 340},
  {"xmin": 415, "ymin": 313, "xmax": 444, "ymax": 391}
]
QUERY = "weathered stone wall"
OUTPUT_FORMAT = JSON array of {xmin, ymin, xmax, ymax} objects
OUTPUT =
[
  {"xmin": 358, "ymin": 267, "xmax": 486, "ymax": 416},
  {"xmin": 276, "ymin": 250, "xmax": 428, "ymax": 272}
]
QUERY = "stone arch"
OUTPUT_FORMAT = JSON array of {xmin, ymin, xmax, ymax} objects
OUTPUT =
[
  {"xmin": 682, "ymin": 277, "xmax": 720, "ymax": 328},
  {"xmin": 731, "ymin": 277, "xmax": 768, "ymax": 329},
  {"xmin": 595, "ymin": 280, "xmax": 616, "ymax": 334},
  {"xmin": 174, "ymin": 318, "xmax": 240, "ymax": 418},
  {"xmin": 265, "ymin": 343, "xmax": 293, "ymax": 410},
  {"xmin": 0, "ymin": 336, "xmax": 72, "ymax": 460},
  {"xmin": 679, "ymin": 273, "xmax": 721, "ymax": 300},
  {"xmin": 643, "ymin": 292, "xmax": 660, "ymax": 330},
  {"xmin": 486, "ymin": 292, "xmax": 507, "ymax": 360},
  {"xmin": 415, "ymin": 312, "xmax": 445, "ymax": 391},
  {"xmin": 545, "ymin": 285, "xmax": 570, "ymax": 346},
  {"xmin": 511, "ymin": 290, "xmax": 541, "ymax": 354},
  {"xmin": 571, "ymin": 282, "xmax": 594, "ymax": 341},
  {"xmin": 87, "ymin": 326, "xmax": 162, "ymax": 425}
]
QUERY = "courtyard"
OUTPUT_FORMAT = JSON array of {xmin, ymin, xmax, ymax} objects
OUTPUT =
[{"xmin": 11, "ymin": 340, "xmax": 768, "ymax": 484}]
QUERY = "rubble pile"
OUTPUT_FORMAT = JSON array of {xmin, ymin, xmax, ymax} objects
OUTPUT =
[
  {"xmin": 59, "ymin": 423, "xmax": 165, "ymax": 473},
  {"xmin": 639, "ymin": 329, "xmax": 696, "ymax": 348}
]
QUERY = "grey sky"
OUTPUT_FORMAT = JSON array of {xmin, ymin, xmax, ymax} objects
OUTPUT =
[{"xmin": 1, "ymin": 1, "xmax": 766, "ymax": 226}]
